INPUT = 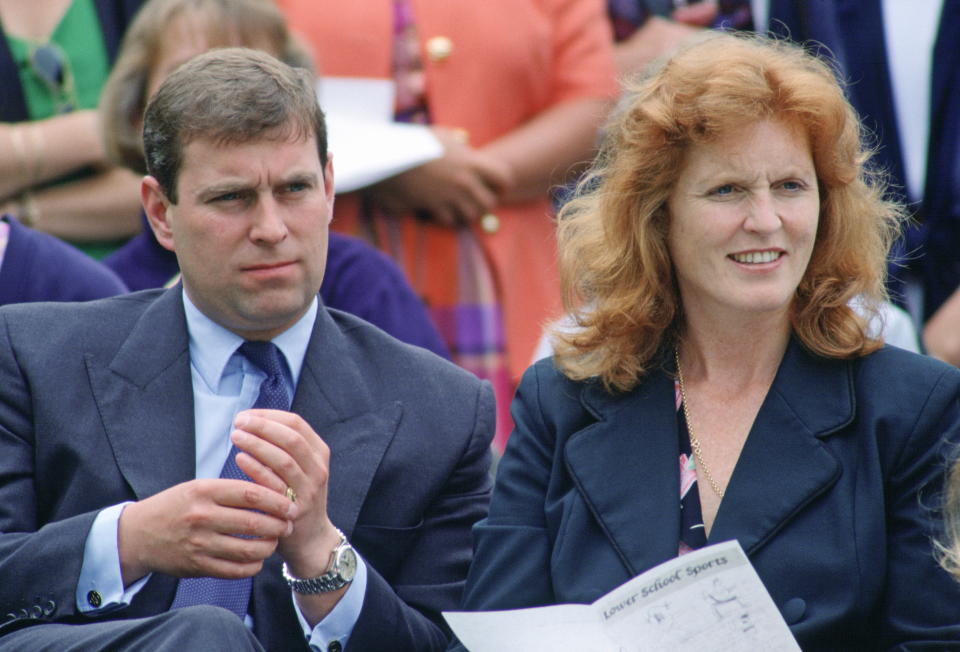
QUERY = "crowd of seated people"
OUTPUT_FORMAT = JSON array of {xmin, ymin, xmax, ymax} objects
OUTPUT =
[{"xmin": 1, "ymin": 1, "xmax": 960, "ymax": 649}]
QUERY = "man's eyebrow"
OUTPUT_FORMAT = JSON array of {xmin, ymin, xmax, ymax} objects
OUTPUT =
[
  {"xmin": 278, "ymin": 171, "xmax": 320, "ymax": 186},
  {"xmin": 195, "ymin": 182, "xmax": 251, "ymax": 201}
]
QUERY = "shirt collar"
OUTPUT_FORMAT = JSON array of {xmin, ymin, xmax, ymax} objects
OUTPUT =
[{"xmin": 183, "ymin": 292, "xmax": 318, "ymax": 391}]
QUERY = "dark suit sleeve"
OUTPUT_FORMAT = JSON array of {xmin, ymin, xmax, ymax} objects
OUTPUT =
[
  {"xmin": 880, "ymin": 366, "xmax": 960, "ymax": 648},
  {"xmin": 348, "ymin": 378, "xmax": 495, "ymax": 651},
  {"xmin": 448, "ymin": 364, "xmax": 561, "ymax": 650},
  {"xmin": 0, "ymin": 310, "xmax": 98, "ymax": 629}
]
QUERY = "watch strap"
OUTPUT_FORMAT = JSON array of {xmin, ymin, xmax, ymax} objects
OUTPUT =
[{"xmin": 282, "ymin": 528, "xmax": 354, "ymax": 594}]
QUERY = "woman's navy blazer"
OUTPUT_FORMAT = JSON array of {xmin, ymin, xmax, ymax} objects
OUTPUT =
[{"xmin": 461, "ymin": 340, "xmax": 960, "ymax": 649}]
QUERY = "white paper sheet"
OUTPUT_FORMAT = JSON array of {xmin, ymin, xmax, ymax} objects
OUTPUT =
[
  {"xmin": 444, "ymin": 540, "xmax": 800, "ymax": 652},
  {"xmin": 317, "ymin": 77, "xmax": 443, "ymax": 193}
]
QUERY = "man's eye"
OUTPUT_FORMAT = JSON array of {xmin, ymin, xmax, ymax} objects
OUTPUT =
[
  {"xmin": 213, "ymin": 192, "xmax": 243, "ymax": 202},
  {"xmin": 285, "ymin": 182, "xmax": 308, "ymax": 193}
]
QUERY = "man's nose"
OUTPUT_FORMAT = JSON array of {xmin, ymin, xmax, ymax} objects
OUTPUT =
[{"xmin": 250, "ymin": 198, "xmax": 288, "ymax": 243}]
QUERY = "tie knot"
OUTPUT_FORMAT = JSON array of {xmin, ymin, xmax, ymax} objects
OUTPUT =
[{"xmin": 239, "ymin": 340, "xmax": 287, "ymax": 379}]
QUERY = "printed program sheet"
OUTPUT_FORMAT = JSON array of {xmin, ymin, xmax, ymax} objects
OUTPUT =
[{"xmin": 444, "ymin": 540, "xmax": 800, "ymax": 652}]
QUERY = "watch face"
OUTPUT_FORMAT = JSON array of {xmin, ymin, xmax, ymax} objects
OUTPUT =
[{"xmin": 336, "ymin": 546, "xmax": 358, "ymax": 582}]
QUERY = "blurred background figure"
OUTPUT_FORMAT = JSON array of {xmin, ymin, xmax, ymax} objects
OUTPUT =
[
  {"xmin": 277, "ymin": 0, "xmax": 618, "ymax": 449},
  {"xmin": 0, "ymin": 212, "xmax": 127, "ymax": 305},
  {"xmin": 97, "ymin": 0, "xmax": 449, "ymax": 357},
  {"xmin": 456, "ymin": 33, "xmax": 960, "ymax": 649},
  {"xmin": 0, "ymin": 0, "xmax": 144, "ymax": 258},
  {"xmin": 766, "ymin": 1, "xmax": 960, "ymax": 363},
  {"xmin": 607, "ymin": 0, "xmax": 752, "ymax": 78}
]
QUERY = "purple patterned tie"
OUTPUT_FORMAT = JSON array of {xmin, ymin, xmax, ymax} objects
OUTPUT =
[{"xmin": 170, "ymin": 341, "xmax": 291, "ymax": 618}]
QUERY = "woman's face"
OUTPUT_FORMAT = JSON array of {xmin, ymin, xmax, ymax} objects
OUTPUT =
[{"xmin": 666, "ymin": 119, "xmax": 820, "ymax": 326}]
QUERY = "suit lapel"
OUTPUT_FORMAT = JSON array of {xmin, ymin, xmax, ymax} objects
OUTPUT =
[
  {"xmin": 291, "ymin": 308, "xmax": 402, "ymax": 538},
  {"xmin": 87, "ymin": 293, "xmax": 401, "ymax": 517},
  {"xmin": 927, "ymin": 0, "xmax": 958, "ymax": 142},
  {"xmin": 834, "ymin": 0, "xmax": 907, "ymax": 193},
  {"xmin": 928, "ymin": 0, "xmax": 960, "ymax": 211},
  {"xmin": 86, "ymin": 288, "xmax": 196, "ymax": 499},
  {"xmin": 708, "ymin": 340, "xmax": 848, "ymax": 551},
  {"xmin": 564, "ymin": 369, "xmax": 681, "ymax": 577}
]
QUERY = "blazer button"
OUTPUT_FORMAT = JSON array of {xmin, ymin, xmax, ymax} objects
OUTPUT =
[
  {"xmin": 781, "ymin": 597, "xmax": 806, "ymax": 624},
  {"xmin": 425, "ymin": 35, "xmax": 453, "ymax": 62},
  {"xmin": 87, "ymin": 590, "xmax": 103, "ymax": 608},
  {"xmin": 30, "ymin": 605, "xmax": 43, "ymax": 618},
  {"xmin": 43, "ymin": 600, "xmax": 56, "ymax": 616},
  {"xmin": 327, "ymin": 641, "xmax": 343, "ymax": 652},
  {"xmin": 480, "ymin": 213, "xmax": 500, "ymax": 234}
]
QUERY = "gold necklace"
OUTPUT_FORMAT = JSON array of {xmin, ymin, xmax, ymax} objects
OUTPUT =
[{"xmin": 675, "ymin": 349, "xmax": 725, "ymax": 499}]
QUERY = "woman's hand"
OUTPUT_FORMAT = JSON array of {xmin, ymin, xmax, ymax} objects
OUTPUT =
[{"xmin": 367, "ymin": 126, "xmax": 513, "ymax": 227}]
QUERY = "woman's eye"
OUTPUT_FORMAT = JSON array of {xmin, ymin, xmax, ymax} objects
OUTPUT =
[
  {"xmin": 712, "ymin": 184, "xmax": 735, "ymax": 196},
  {"xmin": 781, "ymin": 180, "xmax": 803, "ymax": 191}
]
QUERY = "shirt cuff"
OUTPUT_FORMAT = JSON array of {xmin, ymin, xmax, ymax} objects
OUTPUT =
[
  {"xmin": 297, "ymin": 552, "xmax": 368, "ymax": 651},
  {"xmin": 77, "ymin": 502, "xmax": 151, "ymax": 614}
]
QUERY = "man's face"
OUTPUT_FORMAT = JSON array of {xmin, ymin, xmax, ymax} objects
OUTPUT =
[{"xmin": 143, "ymin": 132, "xmax": 334, "ymax": 340}]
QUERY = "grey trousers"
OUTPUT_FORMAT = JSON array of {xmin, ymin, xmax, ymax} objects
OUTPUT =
[{"xmin": 0, "ymin": 605, "xmax": 264, "ymax": 652}]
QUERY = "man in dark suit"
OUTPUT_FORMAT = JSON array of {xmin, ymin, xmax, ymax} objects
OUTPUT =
[{"xmin": 0, "ymin": 48, "xmax": 494, "ymax": 651}]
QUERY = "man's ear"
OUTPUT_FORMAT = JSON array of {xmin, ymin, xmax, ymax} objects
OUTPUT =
[
  {"xmin": 323, "ymin": 155, "xmax": 335, "ymax": 224},
  {"xmin": 141, "ymin": 176, "xmax": 175, "ymax": 252}
]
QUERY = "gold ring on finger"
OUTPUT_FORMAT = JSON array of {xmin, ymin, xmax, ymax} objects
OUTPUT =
[{"xmin": 285, "ymin": 486, "xmax": 297, "ymax": 502}]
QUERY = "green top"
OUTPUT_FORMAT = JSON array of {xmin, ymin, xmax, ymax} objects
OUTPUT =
[
  {"xmin": 7, "ymin": 0, "xmax": 119, "ymax": 259},
  {"xmin": 6, "ymin": 0, "xmax": 109, "ymax": 117}
]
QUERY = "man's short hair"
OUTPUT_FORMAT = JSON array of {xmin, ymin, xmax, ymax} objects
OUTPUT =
[
  {"xmin": 143, "ymin": 47, "xmax": 327, "ymax": 203},
  {"xmin": 101, "ymin": 0, "xmax": 312, "ymax": 176}
]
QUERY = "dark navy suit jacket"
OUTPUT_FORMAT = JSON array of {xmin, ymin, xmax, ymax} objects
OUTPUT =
[
  {"xmin": 0, "ymin": 287, "xmax": 493, "ymax": 651},
  {"xmin": 460, "ymin": 341, "xmax": 960, "ymax": 649},
  {"xmin": 768, "ymin": 0, "xmax": 960, "ymax": 318}
]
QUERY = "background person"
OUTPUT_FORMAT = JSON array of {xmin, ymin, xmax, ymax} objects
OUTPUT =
[
  {"xmin": 608, "ymin": 0, "xmax": 752, "ymax": 78},
  {"xmin": 277, "ymin": 0, "xmax": 618, "ymax": 449},
  {"xmin": 0, "ymin": 0, "xmax": 144, "ymax": 257},
  {"xmin": 766, "ymin": 0, "xmax": 960, "ymax": 364},
  {"xmin": 455, "ymin": 33, "xmax": 960, "ymax": 649}
]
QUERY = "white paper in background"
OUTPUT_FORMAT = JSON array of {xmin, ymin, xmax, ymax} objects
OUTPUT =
[
  {"xmin": 444, "ymin": 540, "xmax": 800, "ymax": 652},
  {"xmin": 316, "ymin": 77, "xmax": 443, "ymax": 193}
]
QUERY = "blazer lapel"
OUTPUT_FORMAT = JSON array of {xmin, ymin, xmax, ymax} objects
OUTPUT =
[
  {"xmin": 291, "ymin": 308, "xmax": 402, "ymax": 538},
  {"xmin": 86, "ymin": 287, "xmax": 196, "ymax": 500},
  {"xmin": 564, "ymin": 369, "xmax": 681, "ymax": 577},
  {"xmin": 708, "ymin": 340, "xmax": 848, "ymax": 551}
]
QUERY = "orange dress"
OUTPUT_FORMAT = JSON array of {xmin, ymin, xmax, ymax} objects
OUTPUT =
[{"xmin": 278, "ymin": 0, "xmax": 617, "ymax": 447}]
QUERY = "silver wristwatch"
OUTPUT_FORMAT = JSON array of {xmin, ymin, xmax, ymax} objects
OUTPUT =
[{"xmin": 282, "ymin": 528, "xmax": 358, "ymax": 594}]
